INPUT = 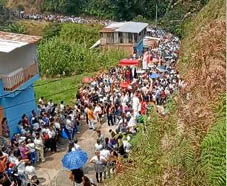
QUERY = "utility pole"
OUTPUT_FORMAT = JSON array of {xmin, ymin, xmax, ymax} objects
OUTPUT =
[{"xmin": 155, "ymin": 1, "xmax": 158, "ymax": 29}]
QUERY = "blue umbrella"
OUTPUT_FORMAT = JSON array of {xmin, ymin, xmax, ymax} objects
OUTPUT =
[
  {"xmin": 62, "ymin": 150, "xmax": 88, "ymax": 170},
  {"xmin": 149, "ymin": 73, "xmax": 161, "ymax": 79}
]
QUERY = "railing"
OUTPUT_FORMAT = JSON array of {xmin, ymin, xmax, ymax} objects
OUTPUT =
[{"xmin": 0, "ymin": 63, "xmax": 38, "ymax": 91}]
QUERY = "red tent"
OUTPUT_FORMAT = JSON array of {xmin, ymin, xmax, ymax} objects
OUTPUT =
[
  {"xmin": 119, "ymin": 59, "xmax": 139, "ymax": 66},
  {"xmin": 82, "ymin": 77, "xmax": 94, "ymax": 83}
]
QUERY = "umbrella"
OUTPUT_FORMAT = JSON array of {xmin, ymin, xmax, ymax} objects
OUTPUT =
[
  {"xmin": 62, "ymin": 150, "xmax": 88, "ymax": 170},
  {"xmin": 119, "ymin": 59, "xmax": 139, "ymax": 66},
  {"xmin": 82, "ymin": 77, "xmax": 93, "ymax": 84},
  {"xmin": 120, "ymin": 82, "xmax": 130, "ymax": 88},
  {"xmin": 149, "ymin": 73, "xmax": 161, "ymax": 79}
]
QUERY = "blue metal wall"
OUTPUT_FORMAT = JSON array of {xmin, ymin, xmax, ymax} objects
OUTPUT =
[
  {"xmin": 136, "ymin": 39, "xmax": 143, "ymax": 56},
  {"xmin": 0, "ymin": 74, "xmax": 39, "ymax": 137}
]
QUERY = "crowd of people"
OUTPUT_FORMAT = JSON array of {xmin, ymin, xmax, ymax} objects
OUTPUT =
[
  {"xmin": 17, "ymin": 11, "xmax": 111, "ymax": 25},
  {"xmin": 0, "ymin": 98, "xmax": 83, "ymax": 186},
  {"xmin": 0, "ymin": 28, "xmax": 182, "ymax": 186},
  {"xmin": 67, "ymin": 29, "xmax": 183, "ymax": 185}
]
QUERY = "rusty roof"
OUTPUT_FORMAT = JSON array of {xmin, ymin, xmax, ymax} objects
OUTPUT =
[
  {"xmin": 0, "ymin": 31, "xmax": 41, "ymax": 44},
  {"xmin": 0, "ymin": 32, "xmax": 41, "ymax": 53},
  {"xmin": 100, "ymin": 27, "xmax": 115, "ymax": 33}
]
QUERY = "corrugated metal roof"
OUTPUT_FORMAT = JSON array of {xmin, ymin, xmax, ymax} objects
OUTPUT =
[
  {"xmin": 0, "ymin": 32, "xmax": 41, "ymax": 53},
  {"xmin": 116, "ymin": 22, "xmax": 148, "ymax": 33},
  {"xmin": 101, "ymin": 22, "xmax": 148, "ymax": 34}
]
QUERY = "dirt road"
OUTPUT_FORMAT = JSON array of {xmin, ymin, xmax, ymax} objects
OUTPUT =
[{"xmin": 36, "ymin": 121, "xmax": 114, "ymax": 186}]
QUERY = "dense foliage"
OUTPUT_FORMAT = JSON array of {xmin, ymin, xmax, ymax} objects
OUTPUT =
[
  {"xmin": 25, "ymin": 0, "xmax": 172, "ymax": 21},
  {"xmin": 38, "ymin": 23, "xmax": 127, "ymax": 77}
]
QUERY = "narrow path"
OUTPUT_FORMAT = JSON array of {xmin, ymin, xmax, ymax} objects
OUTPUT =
[{"xmin": 36, "ymin": 120, "xmax": 114, "ymax": 186}]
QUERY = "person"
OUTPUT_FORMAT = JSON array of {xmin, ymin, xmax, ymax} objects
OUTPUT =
[
  {"xmin": 34, "ymin": 133, "xmax": 45, "ymax": 162},
  {"xmin": 60, "ymin": 101, "xmax": 65, "ymax": 112},
  {"xmin": 89, "ymin": 151, "xmax": 106, "ymax": 183},
  {"xmin": 73, "ymin": 139, "xmax": 81, "ymax": 150},
  {"xmin": 106, "ymin": 104, "xmax": 114, "ymax": 126},
  {"xmin": 26, "ymin": 139, "xmax": 37, "ymax": 165},
  {"xmin": 87, "ymin": 106, "xmax": 95, "ymax": 130},
  {"xmin": 132, "ymin": 92, "xmax": 140, "ymax": 118},
  {"xmin": 48, "ymin": 125, "xmax": 57, "ymax": 152},
  {"xmin": 100, "ymin": 148, "xmax": 110, "ymax": 179},
  {"xmin": 69, "ymin": 168, "xmax": 84, "ymax": 186},
  {"xmin": 1, "ymin": 118, "xmax": 9, "ymax": 138},
  {"xmin": 24, "ymin": 161, "xmax": 38, "ymax": 184},
  {"xmin": 94, "ymin": 104, "xmax": 102, "ymax": 124},
  {"xmin": 82, "ymin": 176, "xmax": 97, "ymax": 186},
  {"xmin": 94, "ymin": 139, "xmax": 103, "ymax": 151},
  {"xmin": 19, "ymin": 141, "xmax": 30, "ymax": 162},
  {"xmin": 96, "ymin": 130, "xmax": 105, "ymax": 147},
  {"xmin": 0, "ymin": 151, "xmax": 10, "ymax": 186}
]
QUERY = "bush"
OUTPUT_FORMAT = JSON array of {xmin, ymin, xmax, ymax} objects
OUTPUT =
[{"xmin": 7, "ymin": 23, "xmax": 27, "ymax": 34}]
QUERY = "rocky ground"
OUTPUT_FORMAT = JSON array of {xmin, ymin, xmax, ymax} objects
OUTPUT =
[{"xmin": 36, "ymin": 120, "xmax": 114, "ymax": 186}]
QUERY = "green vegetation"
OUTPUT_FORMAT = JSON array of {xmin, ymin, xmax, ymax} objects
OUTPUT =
[
  {"xmin": 34, "ymin": 72, "xmax": 94, "ymax": 104},
  {"xmin": 40, "ymin": 0, "xmax": 82, "ymax": 15},
  {"xmin": 38, "ymin": 23, "xmax": 127, "ymax": 77},
  {"xmin": 107, "ymin": 0, "xmax": 226, "ymax": 185}
]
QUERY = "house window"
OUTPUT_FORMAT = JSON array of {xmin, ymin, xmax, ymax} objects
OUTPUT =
[
  {"xmin": 119, "ymin": 32, "xmax": 123, "ymax": 43},
  {"xmin": 128, "ymin": 33, "xmax": 133, "ymax": 43}
]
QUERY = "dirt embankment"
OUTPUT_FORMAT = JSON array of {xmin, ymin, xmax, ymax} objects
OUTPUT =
[{"xmin": 177, "ymin": 0, "xmax": 226, "ymax": 139}]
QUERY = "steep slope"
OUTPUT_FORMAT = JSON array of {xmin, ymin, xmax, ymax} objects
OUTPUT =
[{"xmin": 106, "ymin": 0, "xmax": 226, "ymax": 185}]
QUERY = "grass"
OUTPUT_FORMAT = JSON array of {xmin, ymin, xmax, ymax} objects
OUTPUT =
[
  {"xmin": 19, "ymin": 20, "xmax": 50, "ymax": 36},
  {"xmin": 34, "ymin": 72, "xmax": 95, "ymax": 105}
]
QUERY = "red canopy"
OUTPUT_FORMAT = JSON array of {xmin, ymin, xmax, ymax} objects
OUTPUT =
[
  {"xmin": 119, "ymin": 59, "xmax": 139, "ymax": 66},
  {"xmin": 120, "ymin": 82, "xmax": 130, "ymax": 88},
  {"xmin": 82, "ymin": 77, "xmax": 94, "ymax": 83}
]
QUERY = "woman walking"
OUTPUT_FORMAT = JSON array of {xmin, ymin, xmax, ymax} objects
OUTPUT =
[{"xmin": 89, "ymin": 151, "xmax": 106, "ymax": 183}]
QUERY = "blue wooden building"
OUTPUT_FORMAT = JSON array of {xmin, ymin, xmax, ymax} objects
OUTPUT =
[{"xmin": 0, "ymin": 32, "xmax": 41, "ymax": 137}]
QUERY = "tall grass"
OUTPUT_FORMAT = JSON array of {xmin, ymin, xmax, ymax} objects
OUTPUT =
[{"xmin": 38, "ymin": 23, "xmax": 127, "ymax": 77}]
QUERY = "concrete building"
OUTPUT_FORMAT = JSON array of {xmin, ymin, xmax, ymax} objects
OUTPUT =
[
  {"xmin": 99, "ymin": 22, "xmax": 148, "ymax": 56},
  {"xmin": 0, "ymin": 31, "xmax": 41, "ymax": 136}
]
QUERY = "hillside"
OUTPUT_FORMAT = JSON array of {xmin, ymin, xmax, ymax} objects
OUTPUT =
[{"xmin": 106, "ymin": 0, "xmax": 226, "ymax": 185}]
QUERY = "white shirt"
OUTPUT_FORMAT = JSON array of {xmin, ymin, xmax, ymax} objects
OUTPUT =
[
  {"xmin": 100, "ymin": 149, "xmax": 110, "ymax": 159},
  {"xmin": 74, "ymin": 144, "xmax": 81, "ymax": 150},
  {"xmin": 91, "ymin": 155, "xmax": 106, "ymax": 165},
  {"xmin": 48, "ymin": 129, "xmax": 56, "ymax": 138},
  {"xmin": 54, "ymin": 122, "xmax": 61, "ymax": 129},
  {"xmin": 132, "ymin": 96, "xmax": 140, "ymax": 113},
  {"xmin": 34, "ymin": 137, "xmax": 43, "ymax": 148},
  {"xmin": 60, "ymin": 104, "xmax": 64, "ymax": 112},
  {"xmin": 26, "ymin": 143, "xmax": 36, "ymax": 153},
  {"xmin": 25, "ymin": 165, "xmax": 36, "ymax": 179},
  {"xmin": 95, "ymin": 143, "xmax": 103, "ymax": 151},
  {"xmin": 94, "ymin": 106, "xmax": 102, "ymax": 115},
  {"xmin": 123, "ymin": 140, "xmax": 131, "ymax": 153}
]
